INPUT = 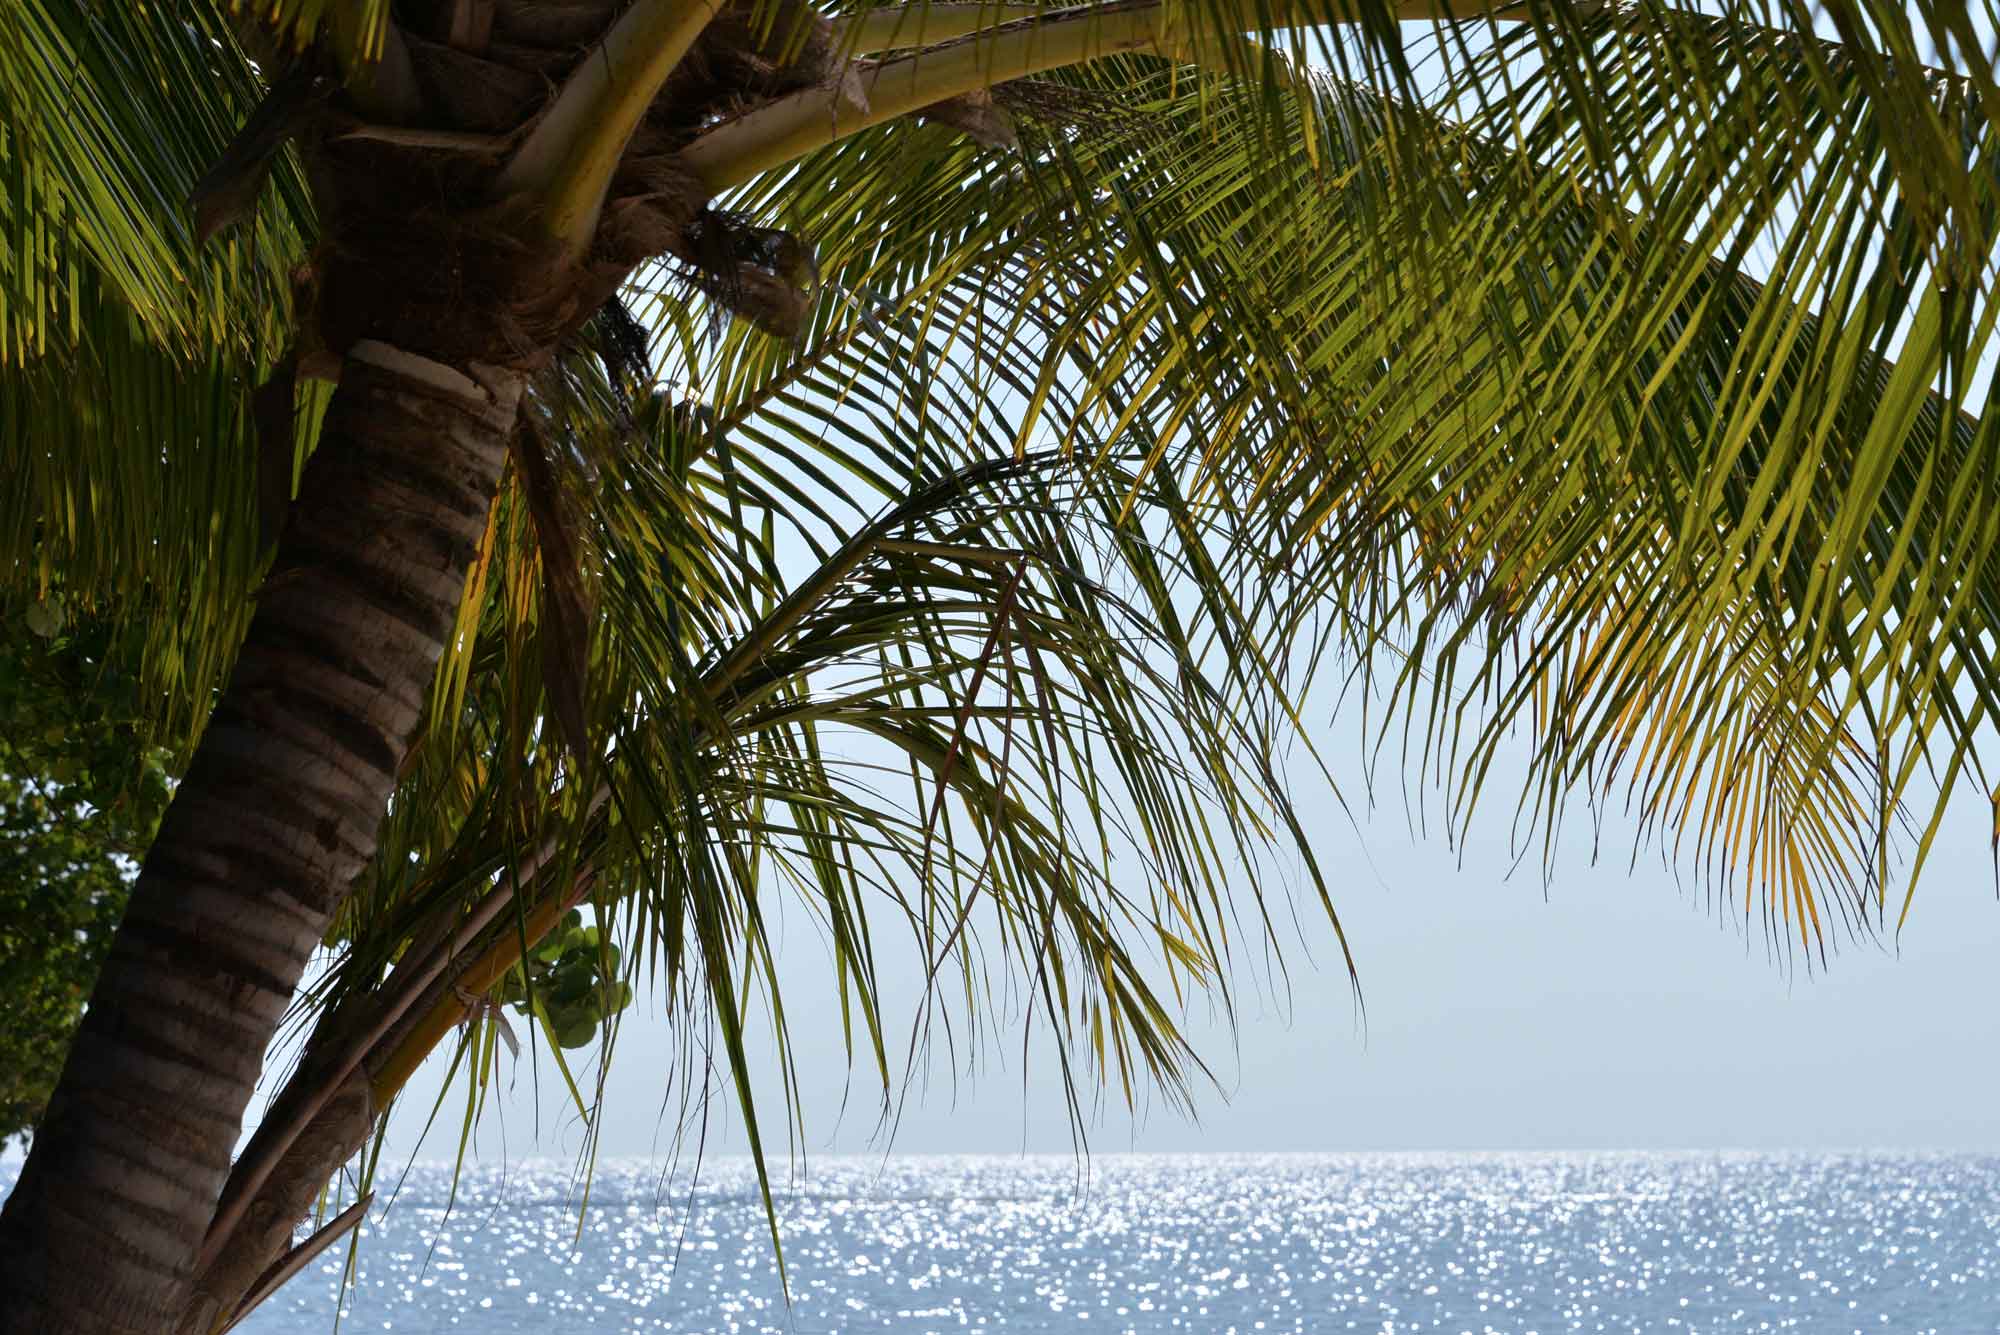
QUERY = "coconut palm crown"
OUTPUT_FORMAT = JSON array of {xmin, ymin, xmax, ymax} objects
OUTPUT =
[{"xmin": 2, "ymin": 0, "xmax": 1997, "ymax": 1331}]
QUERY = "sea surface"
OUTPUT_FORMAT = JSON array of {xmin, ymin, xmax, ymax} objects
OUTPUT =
[{"xmin": 162, "ymin": 1152, "xmax": 2000, "ymax": 1332}]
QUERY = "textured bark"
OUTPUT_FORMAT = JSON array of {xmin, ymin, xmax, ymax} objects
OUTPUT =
[{"xmin": 0, "ymin": 341, "xmax": 523, "ymax": 1335}]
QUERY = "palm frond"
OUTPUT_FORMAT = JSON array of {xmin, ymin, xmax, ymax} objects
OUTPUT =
[
  {"xmin": 16, "ymin": 1, "xmax": 2000, "ymax": 1291},
  {"xmin": 1, "ymin": 0, "xmax": 311, "ymax": 753},
  {"xmin": 0, "ymin": 0, "xmax": 305, "ymax": 363}
]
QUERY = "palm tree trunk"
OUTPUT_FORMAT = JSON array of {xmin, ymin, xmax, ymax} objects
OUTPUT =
[{"xmin": 0, "ymin": 340, "xmax": 524, "ymax": 1335}]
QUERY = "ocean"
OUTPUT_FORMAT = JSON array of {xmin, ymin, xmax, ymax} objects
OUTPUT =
[{"xmin": 179, "ymin": 1152, "xmax": 2000, "ymax": 1332}]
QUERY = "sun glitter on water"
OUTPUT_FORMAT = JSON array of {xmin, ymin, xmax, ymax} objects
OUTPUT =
[{"xmin": 190, "ymin": 1152, "xmax": 2000, "ymax": 1334}]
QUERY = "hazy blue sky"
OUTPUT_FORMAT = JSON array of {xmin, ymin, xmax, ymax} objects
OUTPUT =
[{"xmin": 378, "ymin": 713, "xmax": 2000, "ymax": 1166}]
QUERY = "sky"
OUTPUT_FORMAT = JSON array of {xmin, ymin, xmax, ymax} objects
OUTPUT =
[{"xmin": 377, "ymin": 712, "xmax": 2000, "ymax": 1166}]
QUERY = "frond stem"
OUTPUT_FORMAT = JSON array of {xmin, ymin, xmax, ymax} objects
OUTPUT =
[
  {"xmin": 497, "ymin": 0, "xmax": 729, "ymax": 251},
  {"xmin": 214, "ymin": 1194, "xmax": 372, "ymax": 1335},
  {"xmin": 684, "ymin": 1, "xmax": 1172, "ymax": 189},
  {"xmin": 681, "ymin": 0, "xmax": 1344, "ymax": 189},
  {"xmin": 368, "ymin": 867, "xmax": 602, "ymax": 1106}
]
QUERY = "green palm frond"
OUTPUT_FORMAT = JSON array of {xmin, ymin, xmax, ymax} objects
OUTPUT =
[
  {"xmin": 1, "ymin": 0, "xmax": 312, "ymax": 753},
  {"xmin": 341, "ymin": 3, "xmax": 2000, "ymax": 1121},
  {"xmin": 0, "ymin": 0, "xmax": 305, "ymax": 363},
  {"xmin": 323, "ymin": 371, "xmax": 1351, "ymax": 1123},
  {"xmin": 0, "ymin": 328, "xmax": 314, "ymax": 749},
  {"xmin": 1303, "ymin": 11, "xmax": 2000, "ymax": 925},
  {"xmin": 10, "ymin": 0, "xmax": 2000, "ymax": 1270},
  {"xmin": 679, "ymin": 8, "xmax": 2000, "ymax": 953}
]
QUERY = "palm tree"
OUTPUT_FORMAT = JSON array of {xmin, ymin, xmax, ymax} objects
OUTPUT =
[{"xmin": 3, "ymin": 0, "xmax": 1995, "ymax": 1329}]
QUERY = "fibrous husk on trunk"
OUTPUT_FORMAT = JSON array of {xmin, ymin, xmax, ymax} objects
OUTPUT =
[{"xmin": 297, "ymin": 0, "xmax": 844, "ymax": 365}]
